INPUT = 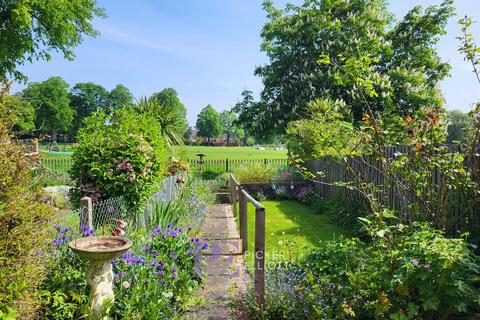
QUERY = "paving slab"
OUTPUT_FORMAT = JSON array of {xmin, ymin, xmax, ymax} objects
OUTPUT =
[{"xmin": 187, "ymin": 201, "xmax": 248, "ymax": 320}]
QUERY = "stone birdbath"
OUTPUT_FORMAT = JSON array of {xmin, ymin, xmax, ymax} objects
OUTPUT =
[{"xmin": 69, "ymin": 236, "xmax": 132, "ymax": 316}]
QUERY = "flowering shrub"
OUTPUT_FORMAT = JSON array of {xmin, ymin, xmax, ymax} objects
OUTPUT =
[
  {"xmin": 40, "ymin": 223, "xmax": 207, "ymax": 319},
  {"xmin": 238, "ymin": 223, "xmax": 480, "ymax": 319},
  {"xmin": 70, "ymin": 108, "xmax": 167, "ymax": 214}
]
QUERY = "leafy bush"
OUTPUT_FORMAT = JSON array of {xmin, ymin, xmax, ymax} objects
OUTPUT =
[
  {"xmin": 40, "ymin": 223, "xmax": 207, "ymax": 319},
  {"xmin": 70, "ymin": 108, "xmax": 167, "ymax": 214},
  {"xmin": 0, "ymin": 84, "xmax": 56, "ymax": 318},
  {"xmin": 238, "ymin": 223, "xmax": 480, "ymax": 319}
]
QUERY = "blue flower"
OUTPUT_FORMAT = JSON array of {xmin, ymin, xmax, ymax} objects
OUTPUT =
[{"xmin": 81, "ymin": 224, "xmax": 95, "ymax": 237}]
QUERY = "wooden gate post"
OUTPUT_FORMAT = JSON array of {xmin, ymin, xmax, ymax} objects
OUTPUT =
[
  {"xmin": 239, "ymin": 188, "xmax": 248, "ymax": 253},
  {"xmin": 255, "ymin": 206, "xmax": 266, "ymax": 306},
  {"xmin": 80, "ymin": 196, "xmax": 93, "ymax": 232}
]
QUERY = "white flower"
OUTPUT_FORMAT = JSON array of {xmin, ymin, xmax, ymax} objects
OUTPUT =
[
  {"xmin": 122, "ymin": 281, "xmax": 130, "ymax": 289},
  {"xmin": 162, "ymin": 291, "xmax": 173, "ymax": 298},
  {"xmin": 278, "ymin": 240, "xmax": 283, "ymax": 246}
]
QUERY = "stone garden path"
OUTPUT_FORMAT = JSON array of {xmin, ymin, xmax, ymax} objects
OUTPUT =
[{"xmin": 187, "ymin": 194, "xmax": 247, "ymax": 319}]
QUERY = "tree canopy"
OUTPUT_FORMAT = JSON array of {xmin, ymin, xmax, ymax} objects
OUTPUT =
[
  {"xmin": 21, "ymin": 76, "xmax": 73, "ymax": 141},
  {"xmin": 0, "ymin": 0, "xmax": 105, "ymax": 81},
  {"xmin": 220, "ymin": 110, "xmax": 244, "ymax": 145},
  {"xmin": 109, "ymin": 84, "xmax": 134, "ymax": 109},
  {"xmin": 446, "ymin": 110, "xmax": 474, "ymax": 144},
  {"xmin": 196, "ymin": 105, "xmax": 222, "ymax": 144},
  {"xmin": 237, "ymin": 0, "xmax": 454, "ymax": 137},
  {"xmin": 151, "ymin": 88, "xmax": 188, "ymax": 135},
  {"xmin": 69, "ymin": 82, "xmax": 110, "ymax": 137}
]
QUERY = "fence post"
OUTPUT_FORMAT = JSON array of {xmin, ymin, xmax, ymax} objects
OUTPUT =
[
  {"xmin": 264, "ymin": 158, "xmax": 267, "ymax": 165},
  {"xmin": 80, "ymin": 196, "xmax": 93, "ymax": 232},
  {"xmin": 226, "ymin": 158, "xmax": 229, "ymax": 173},
  {"xmin": 32, "ymin": 138, "xmax": 39, "ymax": 154},
  {"xmin": 239, "ymin": 188, "xmax": 248, "ymax": 253},
  {"xmin": 255, "ymin": 206, "xmax": 265, "ymax": 306}
]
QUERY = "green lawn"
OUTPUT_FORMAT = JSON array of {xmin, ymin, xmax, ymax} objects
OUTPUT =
[
  {"xmin": 174, "ymin": 146, "xmax": 287, "ymax": 160},
  {"xmin": 41, "ymin": 145, "xmax": 288, "ymax": 161},
  {"xmin": 239, "ymin": 200, "xmax": 351, "ymax": 268}
]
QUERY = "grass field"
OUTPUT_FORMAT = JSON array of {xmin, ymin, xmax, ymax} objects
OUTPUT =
[
  {"xmin": 175, "ymin": 146, "xmax": 288, "ymax": 160},
  {"xmin": 241, "ymin": 200, "xmax": 352, "ymax": 268},
  {"xmin": 41, "ymin": 145, "xmax": 288, "ymax": 160}
]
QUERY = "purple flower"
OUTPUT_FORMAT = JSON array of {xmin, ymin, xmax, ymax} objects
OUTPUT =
[
  {"xmin": 155, "ymin": 270, "xmax": 165, "ymax": 277},
  {"xmin": 170, "ymin": 252, "xmax": 178, "ymax": 260},
  {"xmin": 112, "ymin": 259, "xmax": 117, "ymax": 267},
  {"xmin": 168, "ymin": 229, "xmax": 178, "ymax": 238},
  {"xmin": 172, "ymin": 266, "xmax": 177, "ymax": 273},
  {"xmin": 469, "ymin": 244, "xmax": 478, "ymax": 250},
  {"xmin": 81, "ymin": 224, "xmax": 95, "ymax": 237},
  {"xmin": 151, "ymin": 252, "xmax": 158, "ymax": 258},
  {"xmin": 142, "ymin": 244, "xmax": 152, "ymax": 252},
  {"xmin": 120, "ymin": 252, "xmax": 144, "ymax": 265},
  {"xmin": 166, "ymin": 222, "xmax": 173, "ymax": 228},
  {"xmin": 119, "ymin": 271, "xmax": 127, "ymax": 278},
  {"xmin": 423, "ymin": 264, "xmax": 431, "ymax": 270},
  {"xmin": 151, "ymin": 261, "xmax": 161, "ymax": 268},
  {"xmin": 187, "ymin": 225, "xmax": 193, "ymax": 231},
  {"xmin": 202, "ymin": 242, "xmax": 209, "ymax": 250},
  {"xmin": 186, "ymin": 248, "xmax": 193, "ymax": 255},
  {"xmin": 151, "ymin": 226, "xmax": 162, "ymax": 238},
  {"xmin": 411, "ymin": 259, "xmax": 419, "ymax": 267}
]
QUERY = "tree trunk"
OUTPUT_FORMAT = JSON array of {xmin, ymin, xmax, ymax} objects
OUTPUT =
[
  {"xmin": 52, "ymin": 128, "xmax": 57, "ymax": 143},
  {"xmin": 226, "ymin": 133, "xmax": 231, "ymax": 146}
]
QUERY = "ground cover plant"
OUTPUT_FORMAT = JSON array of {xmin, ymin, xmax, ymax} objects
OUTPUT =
[{"xmin": 40, "ymin": 223, "xmax": 208, "ymax": 320}]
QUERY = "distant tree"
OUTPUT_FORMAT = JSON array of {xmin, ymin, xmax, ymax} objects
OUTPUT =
[
  {"xmin": 446, "ymin": 110, "xmax": 474, "ymax": 144},
  {"xmin": 237, "ymin": 0, "xmax": 454, "ymax": 137},
  {"xmin": 3, "ymin": 95, "xmax": 35, "ymax": 133},
  {"xmin": 21, "ymin": 77, "xmax": 73, "ymax": 141},
  {"xmin": 69, "ymin": 82, "xmax": 110, "ymax": 137},
  {"xmin": 183, "ymin": 127, "xmax": 194, "ymax": 144},
  {"xmin": 220, "ymin": 110, "xmax": 244, "ymax": 145},
  {"xmin": 196, "ymin": 105, "xmax": 222, "ymax": 145},
  {"xmin": 134, "ymin": 97, "xmax": 185, "ymax": 148},
  {"xmin": 0, "ymin": 0, "xmax": 105, "ymax": 81},
  {"xmin": 109, "ymin": 84, "xmax": 134, "ymax": 109},
  {"xmin": 151, "ymin": 88, "xmax": 188, "ymax": 135}
]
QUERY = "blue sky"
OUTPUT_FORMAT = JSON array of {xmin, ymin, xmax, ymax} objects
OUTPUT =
[{"xmin": 13, "ymin": 0, "xmax": 480, "ymax": 126}]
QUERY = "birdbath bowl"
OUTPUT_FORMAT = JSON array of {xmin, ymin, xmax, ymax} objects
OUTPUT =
[{"xmin": 69, "ymin": 236, "xmax": 132, "ymax": 316}]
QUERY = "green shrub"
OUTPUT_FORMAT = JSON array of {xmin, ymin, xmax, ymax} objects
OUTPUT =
[
  {"xmin": 233, "ymin": 164, "xmax": 278, "ymax": 183},
  {"xmin": 238, "ymin": 223, "xmax": 480, "ymax": 319},
  {"xmin": 70, "ymin": 108, "xmax": 167, "ymax": 214},
  {"xmin": 0, "ymin": 88, "xmax": 56, "ymax": 318}
]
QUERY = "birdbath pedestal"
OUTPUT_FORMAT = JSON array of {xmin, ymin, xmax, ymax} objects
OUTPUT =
[{"xmin": 69, "ymin": 236, "xmax": 132, "ymax": 316}]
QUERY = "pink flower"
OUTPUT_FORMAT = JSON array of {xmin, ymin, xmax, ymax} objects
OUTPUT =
[
  {"xmin": 117, "ymin": 160, "xmax": 128, "ymax": 171},
  {"xmin": 129, "ymin": 173, "xmax": 136, "ymax": 182},
  {"xmin": 117, "ymin": 219, "xmax": 127, "ymax": 229}
]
